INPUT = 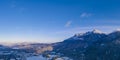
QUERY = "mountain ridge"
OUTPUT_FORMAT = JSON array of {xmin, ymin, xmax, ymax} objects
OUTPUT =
[{"xmin": 53, "ymin": 29, "xmax": 120, "ymax": 60}]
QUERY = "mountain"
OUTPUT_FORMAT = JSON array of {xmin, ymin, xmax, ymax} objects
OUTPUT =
[
  {"xmin": 85, "ymin": 30, "xmax": 120, "ymax": 60},
  {"xmin": 53, "ymin": 29, "xmax": 120, "ymax": 60},
  {"xmin": 108, "ymin": 30, "xmax": 120, "ymax": 41},
  {"xmin": 53, "ymin": 29, "xmax": 106, "ymax": 51}
]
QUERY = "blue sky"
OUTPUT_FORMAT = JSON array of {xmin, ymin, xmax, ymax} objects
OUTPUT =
[{"xmin": 0, "ymin": 0, "xmax": 120, "ymax": 43}]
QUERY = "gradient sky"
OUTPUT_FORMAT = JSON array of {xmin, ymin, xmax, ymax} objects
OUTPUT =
[{"xmin": 0, "ymin": 0, "xmax": 120, "ymax": 43}]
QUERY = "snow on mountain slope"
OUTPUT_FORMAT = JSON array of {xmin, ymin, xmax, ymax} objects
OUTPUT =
[
  {"xmin": 116, "ymin": 29, "xmax": 120, "ymax": 31},
  {"xmin": 66, "ymin": 29, "xmax": 106, "ymax": 42},
  {"xmin": 92, "ymin": 29, "xmax": 103, "ymax": 34}
]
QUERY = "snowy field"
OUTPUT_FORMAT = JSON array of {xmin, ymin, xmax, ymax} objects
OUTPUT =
[
  {"xmin": 27, "ymin": 55, "xmax": 72, "ymax": 60},
  {"xmin": 27, "ymin": 55, "xmax": 46, "ymax": 60}
]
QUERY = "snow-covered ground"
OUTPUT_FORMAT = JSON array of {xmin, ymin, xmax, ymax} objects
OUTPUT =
[
  {"xmin": 27, "ymin": 55, "xmax": 46, "ymax": 60},
  {"xmin": 27, "ymin": 55, "xmax": 72, "ymax": 60}
]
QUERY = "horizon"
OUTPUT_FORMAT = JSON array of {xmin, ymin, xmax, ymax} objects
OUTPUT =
[
  {"xmin": 0, "ymin": 29, "xmax": 119, "ymax": 44},
  {"xmin": 0, "ymin": 0, "xmax": 120, "ymax": 43}
]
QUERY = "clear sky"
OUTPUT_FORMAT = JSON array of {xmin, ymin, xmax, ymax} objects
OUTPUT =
[{"xmin": 0, "ymin": 0, "xmax": 120, "ymax": 43}]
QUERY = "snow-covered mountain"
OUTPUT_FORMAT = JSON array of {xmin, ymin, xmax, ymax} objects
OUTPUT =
[
  {"xmin": 54, "ymin": 29, "xmax": 107, "ymax": 51},
  {"xmin": 66, "ymin": 29, "xmax": 106, "ymax": 41},
  {"xmin": 53, "ymin": 29, "xmax": 120, "ymax": 60}
]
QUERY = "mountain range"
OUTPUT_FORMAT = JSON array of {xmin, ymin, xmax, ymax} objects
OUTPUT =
[
  {"xmin": 0, "ymin": 29, "xmax": 120, "ymax": 60},
  {"xmin": 53, "ymin": 29, "xmax": 120, "ymax": 60}
]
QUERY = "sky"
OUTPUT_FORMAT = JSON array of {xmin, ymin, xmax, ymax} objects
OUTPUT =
[{"xmin": 0, "ymin": 0, "xmax": 120, "ymax": 43}]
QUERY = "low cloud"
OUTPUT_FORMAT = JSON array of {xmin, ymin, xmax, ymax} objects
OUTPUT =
[
  {"xmin": 65, "ymin": 21, "xmax": 72, "ymax": 27},
  {"xmin": 80, "ymin": 13, "xmax": 92, "ymax": 18}
]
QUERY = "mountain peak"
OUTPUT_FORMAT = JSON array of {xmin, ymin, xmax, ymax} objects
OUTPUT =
[
  {"xmin": 111, "ymin": 29, "xmax": 120, "ymax": 34},
  {"xmin": 74, "ymin": 29, "xmax": 104, "ymax": 37},
  {"xmin": 92, "ymin": 29, "xmax": 103, "ymax": 34},
  {"xmin": 116, "ymin": 29, "xmax": 120, "ymax": 32},
  {"xmin": 74, "ymin": 33, "xmax": 84, "ymax": 37}
]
